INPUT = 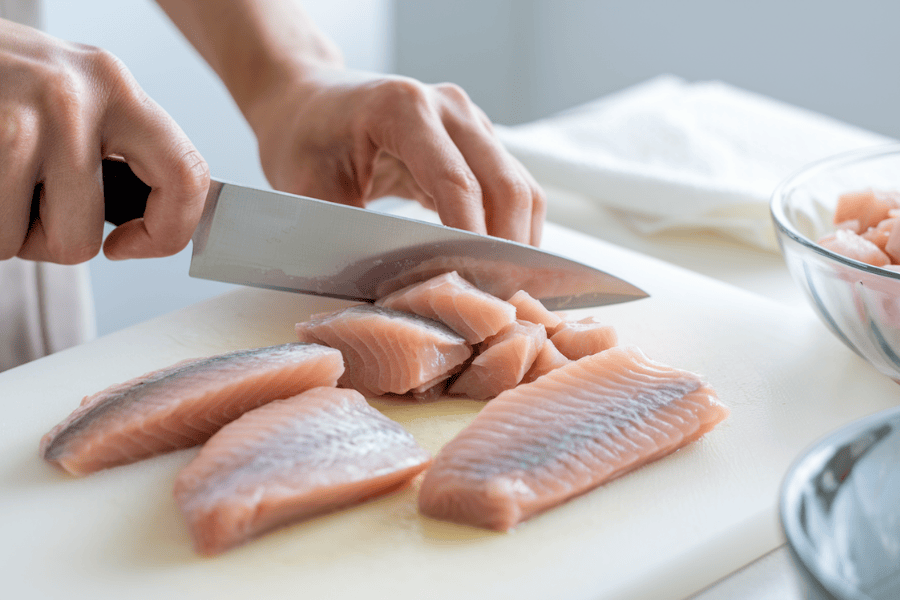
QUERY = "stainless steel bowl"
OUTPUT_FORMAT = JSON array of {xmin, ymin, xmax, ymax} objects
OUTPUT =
[
  {"xmin": 771, "ymin": 144, "xmax": 900, "ymax": 383},
  {"xmin": 780, "ymin": 405, "xmax": 900, "ymax": 600}
]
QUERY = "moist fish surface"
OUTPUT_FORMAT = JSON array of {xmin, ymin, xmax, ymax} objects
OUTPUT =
[
  {"xmin": 376, "ymin": 271, "xmax": 516, "ymax": 344},
  {"xmin": 447, "ymin": 320, "xmax": 546, "ymax": 400},
  {"xmin": 174, "ymin": 387, "xmax": 432, "ymax": 556},
  {"xmin": 296, "ymin": 304, "xmax": 471, "ymax": 397},
  {"xmin": 418, "ymin": 345, "xmax": 728, "ymax": 531},
  {"xmin": 40, "ymin": 343, "xmax": 345, "ymax": 476}
]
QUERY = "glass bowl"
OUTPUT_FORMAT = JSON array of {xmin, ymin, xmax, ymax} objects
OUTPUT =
[
  {"xmin": 771, "ymin": 144, "xmax": 900, "ymax": 383},
  {"xmin": 780, "ymin": 404, "xmax": 900, "ymax": 600}
]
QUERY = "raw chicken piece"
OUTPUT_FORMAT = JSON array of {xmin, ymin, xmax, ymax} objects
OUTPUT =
[
  {"xmin": 818, "ymin": 229, "xmax": 891, "ymax": 267},
  {"xmin": 40, "ymin": 343, "xmax": 345, "ymax": 476},
  {"xmin": 419, "ymin": 345, "xmax": 728, "ymax": 531},
  {"xmin": 175, "ymin": 387, "xmax": 431, "ymax": 555}
]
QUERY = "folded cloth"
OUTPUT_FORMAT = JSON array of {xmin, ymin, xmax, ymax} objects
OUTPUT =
[{"xmin": 496, "ymin": 75, "xmax": 894, "ymax": 251}]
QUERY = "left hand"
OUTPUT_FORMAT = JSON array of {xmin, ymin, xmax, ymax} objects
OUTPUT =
[{"xmin": 245, "ymin": 67, "xmax": 546, "ymax": 246}]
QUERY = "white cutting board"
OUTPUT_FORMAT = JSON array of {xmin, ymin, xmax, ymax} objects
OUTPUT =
[{"xmin": 2, "ymin": 221, "xmax": 898, "ymax": 600}]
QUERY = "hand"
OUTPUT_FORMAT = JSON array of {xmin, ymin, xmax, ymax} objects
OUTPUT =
[
  {"xmin": 0, "ymin": 18, "xmax": 210, "ymax": 263},
  {"xmin": 246, "ymin": 68, "xmax": 547, "ymax": 246}
]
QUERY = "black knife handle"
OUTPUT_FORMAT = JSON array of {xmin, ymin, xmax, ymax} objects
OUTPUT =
[{"xmin": 29, "ymin": 158, "xmax": 152, "ymax": 228}]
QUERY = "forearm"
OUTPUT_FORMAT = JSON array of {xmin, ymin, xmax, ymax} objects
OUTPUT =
[{"xmin": 155, "ymin": 0, "xmax": 343, "ymax": 123}]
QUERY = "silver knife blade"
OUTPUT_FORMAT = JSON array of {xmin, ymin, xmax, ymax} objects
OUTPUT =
[{"xmin": 189, "ymin": 180, "xmax": 648, "ymax": 310}]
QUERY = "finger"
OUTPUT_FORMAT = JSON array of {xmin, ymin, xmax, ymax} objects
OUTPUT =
[
  {"xmin": 100, "ymin": 86, "xmax": 209, "ymax": 260},
  {"xmin": 514, "ymin": 157, "xmax": 547, "ymax": 246},
  {"xmin": 368, "ymin": 152, "xmax": 435, "ymax": 210},
  {"xmin": 437, "ymin": 87, "xmax": 540, "ymax": 245},
  {"xmin": 0, "ymin": 106, "xmax": 40, "ymax": 259},
  {"xmin": 366, "ymin": 84, "xmax": 486, "ymax": 235},
  {"xmin": 18, "ymin": 153, "xmax": 105, "ymax": 263}
]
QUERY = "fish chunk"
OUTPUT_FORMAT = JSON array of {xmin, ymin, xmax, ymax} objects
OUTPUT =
[
  {"xmin": 521, "ymin": 339, "xmax": 571, "ymax": 384},
  {"xmin": 40, "ymin": 343, "xmax": 344, "ymax": 476},
  {"xmin": 550, "ymin": 316, "xmax": 618, "ymax": 360},
  {"xmin": 376, "ymin": 271, "xmax": 516, "ymax": 344},
  {"xmin": 507, "ymin": 290, "xmax": 562, "ymax": 333},
  {"xmin": 448, "ymin": 320, "xmax": 546, "ymax": 400},
  {"xmin": 295, "ymin": 304, "xmax": 472, "ymax": 397},
  {"xmin": 175, "ymin": 387, "xmax": 432, "ymax": 555},
  {"xmin": 418, "ymin": 345, "xmax": 728, "ymax": 531}
]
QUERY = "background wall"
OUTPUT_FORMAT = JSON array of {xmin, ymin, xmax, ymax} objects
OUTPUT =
[{"xmin": 37, "ymin": 0, "xmax": 900, "ymax": 337}]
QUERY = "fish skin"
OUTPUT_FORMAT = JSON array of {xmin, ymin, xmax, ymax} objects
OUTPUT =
[
  {"xmin": 418, "ymin": 345, "xmax": 729, "ymax": 531},
  {"xmin": 295, "ymin": 304, "xmax": 472, "ymax": 397},
  {"xmin": 40, "ymin": 343, "xmax": 345, "ymax": 476},
  {"xmin": 174, "ymin": 387, "xmax": 432, "ymax": 556},
  {"xmin": 376, "ymin": 271, "xmax": 516, "ymax": 344}
]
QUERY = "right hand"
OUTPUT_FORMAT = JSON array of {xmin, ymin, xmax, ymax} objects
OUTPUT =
[{"xmin": 0, "ymin": 18, "xmax": 210, "ymax": 263}]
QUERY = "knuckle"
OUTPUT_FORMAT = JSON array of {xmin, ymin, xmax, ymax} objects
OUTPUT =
[
  {"xmin": 373, "ymin": 78, "xmax": 430, "ymax": 113},
  {"xmin": 0, "ymin": 105, "xmax": 39, "ymax": 155},
  {"xmin": 172, "ymin": 146, "xmax": 211, "ymax": 197},
  {"xmin": 494, "ymin": 173, "xmax": 533, "ymax": 208},
  {"xmin": 435, "ymin": 82, "xmax": 470, "ymax": 105}
]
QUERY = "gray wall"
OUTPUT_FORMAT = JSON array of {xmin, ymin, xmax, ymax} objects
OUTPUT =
[{"xmin": 395, "ymin": 0, "xmax": 900, "ymax": 139}]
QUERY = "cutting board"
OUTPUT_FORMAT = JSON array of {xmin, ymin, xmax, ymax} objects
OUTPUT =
[{"xmin": 2, "ymin": 219, "xmax": 898, "ymax": 600}]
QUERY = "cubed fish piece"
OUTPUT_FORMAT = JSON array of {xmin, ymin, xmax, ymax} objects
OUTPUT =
[
  {"xmin": 376, "ymin": 271, "xmax": 516, "ymax": 344},
  {"xmin": 818, "ymin": 229, "xmax": 891, "ymax": 267},
  {"xmin": 521, "ymin": 339, "xmax": 571, "ymax": 384},
  {"xmin": 507, "ymin": 289, "xmax": 563, "ymax": 333},
  {"xmin": 295, "ymin": 304, "xmax": 472, "ymax": 397},
  {"xmin": 549, "ymin": 316, "xmax": 618, "ymax": 360},
  {"xmin": 40, "ymin": 343, "xmax": 345, "ymax": 476},
  {"xmin": 175, "ymin": 387, "xmax": 432, "ymax": 555},
  {"xmin": 834, "ymin": 189, "xmax": 900, "ymax": 232},
  {"xmin": 418, "ymin": 345, "xmax": 729, "ymax": 531},
  {"xmin": 448, "ymin": 320, "xmax": 546, "ymax": 401}
]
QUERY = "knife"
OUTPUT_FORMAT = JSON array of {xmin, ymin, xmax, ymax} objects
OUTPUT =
[{"xmin": 82, "ymin": 159, "xmax": 647, "ymax": 310}]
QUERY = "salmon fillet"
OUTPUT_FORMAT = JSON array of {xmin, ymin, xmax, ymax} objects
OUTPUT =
[
  {"xmin": 376, "ymin": 271, "xmax": 516, "ymax": 344},
  {"xmin": 418, "ymin": 345, "xmax": 728, "ymax": 531},
  {"xmin": 295, "ymin": 304, "xmax": 472, "ymax": 397},
  {"xmin": 447, "ymin": 320, "xmax": 546, "ymax": 400},
  {"xmin": 175, "ymin": 387, "xmax": 432, "ymax": 556},
  {"xmin": 40, "ymin": 343, "xmax": 345, "ymax": 476}
]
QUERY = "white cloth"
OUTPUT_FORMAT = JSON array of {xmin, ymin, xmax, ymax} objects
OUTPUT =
[
  {"xmin": 0, "ymin": 1, "xmax": 97, "ymax": 371},
  {"xmin": 497, "ymin": 75, "xmax": 894, "ymax": 251}
]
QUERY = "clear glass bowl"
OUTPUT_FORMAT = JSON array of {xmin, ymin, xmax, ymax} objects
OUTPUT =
[
  {"xmin": 771, "ymin": 144, "xmax": 900, "ymax": 383},
  {"xmin": 780, "ymin": 404, "xmax": 900, "ymax": 600}
]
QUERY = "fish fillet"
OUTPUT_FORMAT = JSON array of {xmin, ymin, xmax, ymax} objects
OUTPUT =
[
  {"xmin": 448, "ymin": 320, "xmax": 546, "ymax": 400},
  {"xmin": 418, "ymin": 345, "xmax": 728, "ymax": 531},
  {"xmin": 40, "ymin": 343, "xmax": 345, "ymax": 476},
  {"xmin": 376, "ymin": 271, "xmax": 516, "ymax": 344},
  {"xmin": 175, "ymin": 387, "xmax": 432, "ymax": 555},
  {"xmin": 295, "ymin": 304, "xmax": 472, "ymax": 397}
]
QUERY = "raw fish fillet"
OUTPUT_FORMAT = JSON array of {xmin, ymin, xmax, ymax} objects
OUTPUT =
[
  {"xmin": 40, "ymin": 343, "xmax": 344, "ymax": 476},
  {"xmin": 550, "ymin": 316, "xmax": 618, "ymax": 360},
  {"xmin": 507, "ymin": 290, "xmax": 562, "ymax": 333},
  {"xmin": 376, "ymin": 271, "xmax": 516, "ymax": 344},
  {"xmin": 295, "ymin": 304, "xmax": 472, "ymax": 397},
  {"xmin": 174, "ymin": 387, "xmax": 432, "ymax": 555},
  {"xmin": 521, "ymin": 339, "xmax": 571, "ymax": 384},
  {"xmin": 448, "ymin": 320, "xmax": 546, "ymax": 400},
  {"xmin": 419, "ymin": 345, "xmax": 728, "ymax": 531}
]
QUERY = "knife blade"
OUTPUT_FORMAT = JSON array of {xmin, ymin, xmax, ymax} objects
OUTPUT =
[{"xmin": 95, "ymin": 159, "xmax": 647, "ymax": 310}]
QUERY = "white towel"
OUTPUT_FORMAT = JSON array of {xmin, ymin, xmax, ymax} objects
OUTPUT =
[{"xmin": 497, "ymin": 75, "xmax": 893, "ymax": 251}]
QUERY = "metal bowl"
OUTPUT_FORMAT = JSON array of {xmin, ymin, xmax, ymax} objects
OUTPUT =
[
  {"xmin": 780, "ymin": 405, "xmax": 900, "ymax": 600},
  {"xmin": 771, "ymin": 144, "xmax": 900, "ymax": 383}
]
